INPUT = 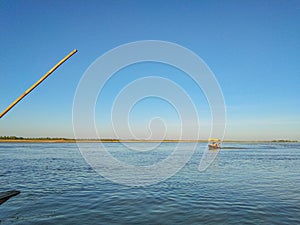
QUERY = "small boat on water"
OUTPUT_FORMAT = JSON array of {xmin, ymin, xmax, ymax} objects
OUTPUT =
[
  {"xmin": 0, "ymin": 190, "xmax": 20, "ymax": 205},
  {"xmin": 208, "ymin": 138, "xmax": 221, "ymax": 150}
]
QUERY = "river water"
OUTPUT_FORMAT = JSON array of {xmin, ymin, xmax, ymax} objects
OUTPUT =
[{"xmin": 1, "ymin": 142, "xmax": 299, "ymax": 224}]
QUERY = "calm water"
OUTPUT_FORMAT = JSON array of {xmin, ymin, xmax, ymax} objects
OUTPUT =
[{"xmin": 1, "ymin": 142, "xmax": 299, "ymax": 224}]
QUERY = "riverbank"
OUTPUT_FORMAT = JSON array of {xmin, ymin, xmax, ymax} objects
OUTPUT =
[
  {"xmin": 0, "ymin": 137, "xmax": 297, "ymax": 143},
  {"xmin": 0, "ymin": 139, "xmax": 205, "ymax": 143}
]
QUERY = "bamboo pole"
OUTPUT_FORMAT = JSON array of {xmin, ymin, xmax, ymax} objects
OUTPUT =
[{"xmin": 0, "ymin": 49, "xmax": 77, "ymax": 119}]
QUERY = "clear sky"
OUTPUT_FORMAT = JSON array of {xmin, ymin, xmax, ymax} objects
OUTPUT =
[{"xmin": 0, "ymin": 0, "xmax": 299, "ymax": 140}]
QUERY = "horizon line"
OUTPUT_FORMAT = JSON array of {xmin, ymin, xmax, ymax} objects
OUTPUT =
[{"xmin": 0, "ymin": 136, "xmax": 298, "ymax": 143}]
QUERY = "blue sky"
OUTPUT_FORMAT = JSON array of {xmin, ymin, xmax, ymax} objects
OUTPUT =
[{"xmin": 0, "ymin": 0, "xmax": 299, "ymax": 140}]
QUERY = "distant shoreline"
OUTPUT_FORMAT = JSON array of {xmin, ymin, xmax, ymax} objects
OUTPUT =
[
  {"xmin": 0, "ymin": 137, "xmax": 297, "ymax": 143},
  {"xmin": 0, "ymin": 139, "xmax": 206, "ymax": 143}
]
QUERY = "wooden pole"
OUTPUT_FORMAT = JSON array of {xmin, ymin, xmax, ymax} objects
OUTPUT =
[{"xmin": 0, "ymin": 49, "xmax": 77, "ymax": 119}]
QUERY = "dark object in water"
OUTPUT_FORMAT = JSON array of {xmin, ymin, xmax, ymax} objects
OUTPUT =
[{"xmin": 0, "ymin": 190, "xmax": 20, "ymax": 205}]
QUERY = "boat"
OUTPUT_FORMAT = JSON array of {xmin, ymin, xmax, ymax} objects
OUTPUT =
[
  {"xmin": 0, "ymin": 190, "xmax": 20, "ymax": 205},
  {"xmin": 208, "ymin": 138, "xmax": 221, "ymax": 149}
]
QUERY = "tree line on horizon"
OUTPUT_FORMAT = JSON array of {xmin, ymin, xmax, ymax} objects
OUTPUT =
[
  {"xmin": 0, "ymin": 136, "xmax": 298, "ymax": 142},
  {"xmin": 0, "ymin": 136, "xmax": 121, "ymax": 141}
]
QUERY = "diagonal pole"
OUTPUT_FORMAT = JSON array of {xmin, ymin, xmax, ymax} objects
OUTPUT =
[{"xmin": 0, "ymin": 49, "xmax": 77, "ymax": 119}]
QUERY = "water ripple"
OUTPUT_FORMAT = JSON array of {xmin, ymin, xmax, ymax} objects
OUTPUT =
[{"xmin": 0, "ymin": 142, "xmax": 299, "ymax": 224}]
